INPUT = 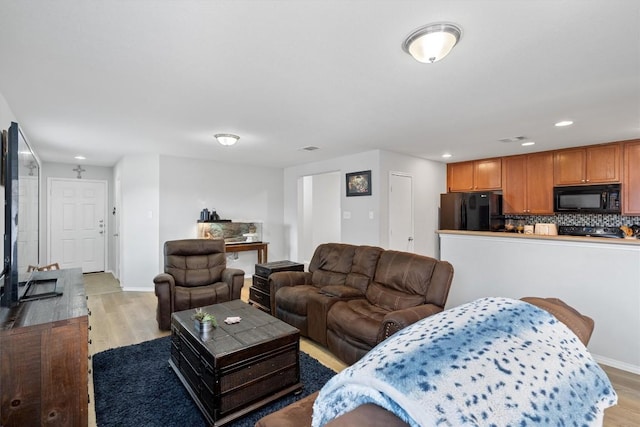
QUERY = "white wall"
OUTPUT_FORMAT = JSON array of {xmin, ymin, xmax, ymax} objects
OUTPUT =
[
  {"xmin": 40, "ymin": 162, "xmax": 115, "ymax": 271},
  {"xmin": 283, "ymin": 149, "xmax": 447, "ymax": 261},
  {"xmin": 440, "ymin": 232, "xmax": 640, "ymax": 374},
  {"xmin": 284, "ymin": 150, "xmax": 381, "ymax": 261},
  {"xmin": 380, "ymin": 151, "xmax": 447, "ymax": 257},
  {"xmin": 117, "ymin": 154, "xmax": 160, "ymax": 290},
  {"xmin": 158, "ymin": 155, "xmax": 284, "ymax": 278}
]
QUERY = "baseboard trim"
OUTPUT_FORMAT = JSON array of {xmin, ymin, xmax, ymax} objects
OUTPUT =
[{"xmin": 592, "ymin": 354, "xmax": 640, "ymax": 375}]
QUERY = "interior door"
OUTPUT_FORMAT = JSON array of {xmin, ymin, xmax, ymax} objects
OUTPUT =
[
  {"xmin": 48, "ymin": 178, "xmax": 107, "ymax": 272},
  {"xmin": 389, "ymin": 173, "xmax": 414, "ymax": 251}
]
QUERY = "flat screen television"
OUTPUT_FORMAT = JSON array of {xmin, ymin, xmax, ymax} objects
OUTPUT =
[{"xmin": 0, "ymin": 122, "xmax": 60, "ymax": 308}]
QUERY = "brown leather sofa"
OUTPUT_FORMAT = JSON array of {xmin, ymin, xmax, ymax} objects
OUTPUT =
[
  {"xmin": 153, "ymin": 239, "xmax": 245, "ymax": 330},
  {"xmin": 272, "ymin": 243, "xmax": 454, "ymax": 365},
  {"xmin": 255, "ymin": 297, "xmax": 596, "ymax": 427}
]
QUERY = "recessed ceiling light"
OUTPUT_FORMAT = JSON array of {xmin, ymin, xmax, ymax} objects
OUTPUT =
[
  {"xmin": 74, "ymin": 155, "xmax": 86, "ymax": 160},
  {"xmin": 555, "ymin": 120, "xmax": 574, "ymax": 127},
  {"xmin": 521, "ymin": 141, "xmax": 536, "ymax": 146},
  {"xmin": 442, "ymin": 153, "xmax": 452, "ymax": 158}
]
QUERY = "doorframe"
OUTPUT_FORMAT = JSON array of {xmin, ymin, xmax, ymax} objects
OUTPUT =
[{"xmin": 46, "ymin": 177, "xmax": 109, "ymax": 270}]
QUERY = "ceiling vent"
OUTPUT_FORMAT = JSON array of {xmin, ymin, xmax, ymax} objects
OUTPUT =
[{"xmin": 498, "ymin": 136, "xmax": 527, "ymax": 143}]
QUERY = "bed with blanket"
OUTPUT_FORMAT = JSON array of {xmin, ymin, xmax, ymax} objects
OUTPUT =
[{"xmin": 311, "ymin": 297, "xmax": 617, "ymax": 427}]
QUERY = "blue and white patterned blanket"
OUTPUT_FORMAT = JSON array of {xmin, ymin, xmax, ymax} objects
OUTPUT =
[{"xmin": 312, "ymin": 297, "xmax": 617, "ymax": 426}]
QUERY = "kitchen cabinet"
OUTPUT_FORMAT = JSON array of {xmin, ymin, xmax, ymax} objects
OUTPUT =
[
  {"xmin": 502, "ymin": 152, "xmax": 554, "ymax": 214},
  {"xmin": 623, "ymin": 139, "xmax": 640, "ymax": 214},
  {"xmin": 554, "ymin": 143, "xmax": 620, "ymax": 185},
  {"xmin": 447, "ymin": 158, "xmax": 501, "ymax": 192}
]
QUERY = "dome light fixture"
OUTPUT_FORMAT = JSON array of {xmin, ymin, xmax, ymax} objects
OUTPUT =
[
  {"xmin": 214, "ymin": 133, "xmax": 239, "ymax": 146},
  {"xmin": 402, "ymin": 23, "xmax": 462, "ymax": 63}
]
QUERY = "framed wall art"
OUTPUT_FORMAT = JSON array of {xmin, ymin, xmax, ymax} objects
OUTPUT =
[{"xmin": 346, "ymin": 170, "xmax": 371, "ymax": 197}]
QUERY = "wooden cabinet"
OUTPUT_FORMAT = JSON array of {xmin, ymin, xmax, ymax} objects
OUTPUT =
[
  {"xmin": 623, "ymin": 139, "xmax": 640, "ymax": 214},
  {"xmin": 503, "ymin": 152, "xmax": 554, "ymax": 214},
  {"xmin": 447, "ymin": 158, "xmax": 501, "ymax": 192},
  {"xmin": 554, "ymin": 143, "xmax": 621, "ymax": 185},
  {"xmin": 0, "ymin": 269, "xmax": 88, "ymax": 427}
]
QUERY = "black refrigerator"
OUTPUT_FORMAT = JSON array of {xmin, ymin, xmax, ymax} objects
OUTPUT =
[{"xmin": 439, "ymin": 192, "xmax": 504, "ymax": 231}]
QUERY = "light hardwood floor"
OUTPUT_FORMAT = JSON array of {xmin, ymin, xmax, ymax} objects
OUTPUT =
[{"xmin": 84, "ymin": 273, "xmax": 639, "ymax": 427}]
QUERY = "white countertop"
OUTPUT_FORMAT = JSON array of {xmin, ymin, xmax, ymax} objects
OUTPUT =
[{"xmin": 437, "ymin": 229, "xmax": 640, "ymax": 246}]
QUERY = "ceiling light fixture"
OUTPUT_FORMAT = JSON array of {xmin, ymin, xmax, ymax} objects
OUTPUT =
[
  {"xmin": 402, "ymin": 23, "xmax": 462, "ymax": 63},
  {"xmin": 74, "ymin": 155, "xmax": 86, "ymax": 160},
  {"xmin": 555, "ymin": 120, "xmax": 574, "ymax": 127},
  {"xmin": 442, "ymin": 153, "xmax": 452, "ymax": 158},
  {"xmin": 214, "ymin": 133, "xmax": 239, "ymax": 146},
  {"xmin": 521, "ymin": 141, "xmax": 536, "ymax": 146}
]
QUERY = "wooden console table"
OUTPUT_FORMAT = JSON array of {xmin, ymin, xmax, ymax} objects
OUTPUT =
[
  {"xmin": 225, "ymin": 242, "xmax": 268, "ymax": 264},
  {"xmin": 0, "ymin": 268, "xmax": 88, "ymax": 427}
]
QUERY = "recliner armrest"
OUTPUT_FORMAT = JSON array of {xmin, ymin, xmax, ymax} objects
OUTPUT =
[
  {"xmin": 222, "ymin": 268, "xmax": 245, "ymax": 300},
  {"xmin": 377, "ymin": 304, "xmax": 444, "ymax": 342},
  {"xmin": 153, "ymin": 273, "xmax": 175, "ymax": 292},
  {"xmin": 153, "ymin": 273, "xmax": 176, "ymax": 331}
]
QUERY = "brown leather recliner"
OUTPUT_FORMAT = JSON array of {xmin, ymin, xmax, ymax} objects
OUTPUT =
[
  {"xmin": 326, "ymin": 250, "xmax": 454, "ymax": 365},
  {"xmin": 153, "ymin": 239, "xmax": 245, "ymax": 330}
]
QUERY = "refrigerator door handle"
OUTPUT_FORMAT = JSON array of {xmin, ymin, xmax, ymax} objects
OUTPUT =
[{"xmin": 461, "ymin": 199, "xmax": 467, "ymax": 230}]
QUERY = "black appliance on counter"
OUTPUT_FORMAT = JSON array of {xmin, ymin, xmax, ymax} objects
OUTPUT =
[
  {"xmin": 558, "ymin": 225, "xmax": 624, "ymax": 238},
  {"xmin": 440, "ymin": 192, "xmax": 504, "ymax": 231},
  {"xmin": 553, "ymin": 184, "xmax": 621, "ymax": 213}
]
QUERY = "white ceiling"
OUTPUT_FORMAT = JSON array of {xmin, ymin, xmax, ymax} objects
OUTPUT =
[{"xmin": 0, "ymin": 0, "xmax": 638, "ymax": 168}]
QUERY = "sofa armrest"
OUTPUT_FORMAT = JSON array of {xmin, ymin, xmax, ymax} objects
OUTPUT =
[
  {"xmin": 377, "ymin": 304, "xmax": 444, "ymax": 342},
  {"xmin": 222, "ymin": 268, "xmax": 245, "ymax": 300},
  {"xmin": 153, "ymin": 273, "xmax": 175, "ymax": 331},
  {"xmin": 269, "ymin": 271, "xmax": 312, "ymax": 294}
]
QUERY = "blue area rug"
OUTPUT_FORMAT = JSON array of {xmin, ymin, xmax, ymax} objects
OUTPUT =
[{"xmin": 93, "ymin": 336, "xmax": 336, "ymax": 427}]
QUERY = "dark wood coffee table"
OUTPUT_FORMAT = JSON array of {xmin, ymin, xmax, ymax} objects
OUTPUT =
[{"xmin": 169, "ymin": 299, "xmax": 302, "ymax": 426}]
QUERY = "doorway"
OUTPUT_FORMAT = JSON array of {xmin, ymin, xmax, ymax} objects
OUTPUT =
[
  {"xmin": 48, "ymin": 178, "xmax": 108, "ymax": 272},
  {"xmin": 389, "ymin": 172, "xmax": 414, "ymax": 252},
  {"xmin": 298, "ymin": 171, "xmax": 341, "ymax": 266}
]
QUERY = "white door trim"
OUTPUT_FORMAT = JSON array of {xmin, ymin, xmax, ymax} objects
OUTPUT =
[{"xmin": 46, "ymin": 177, "xmax": 109, "ymax": 270}]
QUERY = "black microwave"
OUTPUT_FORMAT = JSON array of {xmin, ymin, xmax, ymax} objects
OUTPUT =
[{"xmin": 553, "ymin": 184, "xmax": 621, "ymax": 213}]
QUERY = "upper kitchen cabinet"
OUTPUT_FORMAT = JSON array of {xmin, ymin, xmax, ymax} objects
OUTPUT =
[
  {"xmin": 503, "ymin": 152, "xmax": 554, "ymax": 215},
  {"xmin": 447, "ymin": 158, "xmax": 502, "ymax": 192},
  {"xmin": 553, "ymin": 143, "xmax": 621, "ymax": 186},
  {"xmin": 623, "ymin": 139, "xmax": 640, "ymax": 214}
]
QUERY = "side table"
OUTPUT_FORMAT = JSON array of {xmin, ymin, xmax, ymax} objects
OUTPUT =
[{"xmin": 249, "ymin": 260, "xmax": 304, "ymax": 315}]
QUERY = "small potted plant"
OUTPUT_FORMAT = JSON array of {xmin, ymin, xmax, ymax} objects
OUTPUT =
[{"xmin": 192, "ymin": 308, "xmax": 217, "ymax": 333}]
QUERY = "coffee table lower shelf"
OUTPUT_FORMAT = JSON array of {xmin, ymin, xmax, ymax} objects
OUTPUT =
[{"xmin": 169, "ymin": 358, "xmax": 302, "ymax": 426}]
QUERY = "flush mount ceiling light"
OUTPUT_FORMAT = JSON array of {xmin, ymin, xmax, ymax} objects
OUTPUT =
[
  {"xmin": 214, "ymin": 133, "xmax": 239, "ymax": 146},
  {"xmin": 555, "ymin": 120, "xmax": 574, "ymax": 127},
  {"xmin": 402, "ymin": 23, "xmax": 462, "ymax": 63}
]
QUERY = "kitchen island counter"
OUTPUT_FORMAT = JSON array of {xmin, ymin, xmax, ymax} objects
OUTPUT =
[
  {"xmin": 438, "ymin": 230, "xmax": 640, "ymax": 374},
  {"xmin": 438, "ymin": 229, "xmax": 640, "ymax": 245}
]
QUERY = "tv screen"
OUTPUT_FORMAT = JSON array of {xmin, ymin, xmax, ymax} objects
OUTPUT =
[{"xmin": 1, "ymin": 122, "xmax": 41, "ymax": 307}]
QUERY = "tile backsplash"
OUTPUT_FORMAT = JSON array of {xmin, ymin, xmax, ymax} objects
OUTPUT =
[{"xmin": 504, "ymin": 214, "xmax": 640, "ymax": 227}]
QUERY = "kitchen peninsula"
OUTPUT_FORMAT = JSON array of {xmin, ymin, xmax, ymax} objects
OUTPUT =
[{"xmin": 438, "ymin": 230, "xmax": 640, "ymax": 374}]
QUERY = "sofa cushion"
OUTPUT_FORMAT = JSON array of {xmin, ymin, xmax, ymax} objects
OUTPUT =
[
  {"xmin": 276, "ymin": 285, "xmax": 319, "ymax": 316},
  {"xmin": 372, "ymin": 251, "xmax": 436, "ymax": 295},
  {"xmin": 365, "ymin": 281, "xmax": 425, "ymax": 312},
  {"xmin": 174, "ymin": 283, "xmax": 229, "ymax": 312},
  {"xmin": 327, "ymin": 299, "xmax": 388, "ymax": 348},
  {"xmin": 345, "ymin": 246, "xmax": 384, "ymax": 293},
  {"xmin": 309, "ymin": 244, "xmax": 356, "ymax": 276}
]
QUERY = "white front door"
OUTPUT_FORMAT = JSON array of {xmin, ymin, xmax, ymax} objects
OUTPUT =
[
  {"xmin": 48, "ymin": 178, "xmax": 107, "ymax": 272},
  {"xmin": 389, "ymin": 172, "xmax": 414, "ymax": 252}
]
